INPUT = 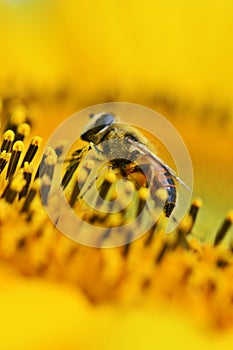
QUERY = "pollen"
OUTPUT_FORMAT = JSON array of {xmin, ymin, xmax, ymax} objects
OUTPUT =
[
  {"xmin": 138, "ymin": 187, "xmax": 149, "ymax": 200},
  {"xmin": 31, "ymin": 136, "xmax": 42, "ymax": 147},
  {"xmin": 12, "ymin": 140, "xmax": 24, "ymax": 152},
  {"xmin": 105, "ymin": 171, "xmax": 117, "ymax": 184},
  {"xmin": 154, "ymin": 187, "xmax": 168, "ymax": 202},
  {"xmin": 16, "ymin": 123, "xmax": 31, "ymax": 140},
  {"xmin": 10, "ymin": 105, "xmax": 27, "ymax": 125},
  {"xmin": 227, "ymin": 210, "xmax": 233, "ymax": 223},
  {"xmin": 1, "ymin": 130, "xmax": 15, "ymax": 152},
  {"xmin": 10, "ymin": 173, "xmax": 27, "ymax": 193},
  {"xmin": 2, "ymin": 130, "xmax": 15, "ymax": 142}
]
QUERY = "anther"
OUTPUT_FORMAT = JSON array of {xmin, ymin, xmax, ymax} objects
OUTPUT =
[
  {"xmin": 144, "ymin": 223, "xmax": 157, "ymax": 246},
  {"xmin": 61, "ymin": 160, "xmax": 80, "ymax": 189},
  {"xmin": 7, "ymin": 104, "xmax": 27, "ymax": 133},
  {"xmin": 69, "ymin": 168, "xmax": 89, "ymax": 208},
  {"xmin": 99, "ymin": 228, "xmax": 112, "ymax": 244},
  {"xmin": 186, "ymin": 198, "xmax": 202, "ymax": 235},
  {"xmin": 15, "ymin": 123, "xmax": 31, "ymax": 142},
  {"xmin": 155, "ymin": 241, "xmax": 170, "ymax": 264},
  {"xmin": 62, "ymin": 145, "xmax": 91, "ymax": 189},
  {"xmin": 137, "ymin": 187, "xmax": 148, "ymax": 217},
  {"xmin": 2, "ymin": 173, "xmax": 26, "ymax": 204},
  {"xmin": 20, "ymin": 136, "xmax": 42, "ymax": 167},
  {"xmin": 1, "ymin": 130, "xmax": 15, "ymax": 152},
  {"xmin": 0, "ymin": 151, "xmax": 10, "ymax": 174},
  {"xmin": 122, "ymin": 231, "xmax": 133, "ymax": 257},
  {"xmin": 214, "ymin": 210, "xmax": 233, "ymax": 246},
  {"xmin": 20, "ymin": 179, "xmax": 39, "ymax": 213},
  {"xmin": 19, "ymin": 162, "xmax": 32, "ymax": 200},
  {"xmin": 43, "ymin": 153, "xmax": 57, "ymax": 181},
  {"xmin": 172, "ymin": 218, "xmax": 191, "ymax": 250},
  {"xmin": 54, "ymin": 140, "xmax": 67, "ymax": 158},
  {"xmin": 69, "ymin": 179, "xmax": 81, "ymax": 208},
  {"xmin": 98, "ymin": 171, "xmax": 116, "ymax": 200},
  {"xmin": 35, "ymin": 147, "xmax": 55, "ymax": 179},
  {"xmin": 6, "ymin": 141, "xmax": 24, "ymax": 179},
  {"xmin": 40, "ymin": 175, "xmax": 52, "ymax": 205}
]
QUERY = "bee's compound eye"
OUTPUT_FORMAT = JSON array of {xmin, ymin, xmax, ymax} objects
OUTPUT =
[
  {"xmin": 94, "ymin": 113, "xmax": 115, "ymax": 128},
  {"xmin": 81, "ymin": 113, "xmax": 115, "ymax": 144}
]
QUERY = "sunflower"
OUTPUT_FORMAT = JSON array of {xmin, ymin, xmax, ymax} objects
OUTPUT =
[
  {"xmin": 0, "ymin": 90, "xmax": 232, "ymax": 349},
  {"xmin": 0, "ymin": 1, "xmax": 233, "ymax": 349}
]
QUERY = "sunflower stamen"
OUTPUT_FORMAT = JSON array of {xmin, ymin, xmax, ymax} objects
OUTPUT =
[
  {"xmin": 18, "ymin": 162, "xmax": 33, "ymax": 200},
  {"xmin": 41, "ymin": 175, "xmax": 52, "ymax": 206},
  {"xmin": 1, "ymin": 173, "xmax": 26, "ymax": 204},
  {"xmin": 20, "ymin": 136, "xmax": 42, "ymax": 167},
  {"xmin": 34, "ymin": 147, "xmax": 55, "ymax": 179},
  {"xmin": 6, "ymin": 141, "xmax": 24, "ymax": 180},
  {"xmin": 15, "ymin": 123, "xmax": 31, "ymax": 142},
  {"xmin": 1, "ymin": 130, "xmax": 15, "ymax": 152},
  {"xmin": 0, "ymin": 151, "xmax": 10, "ymax": 174},
  {"xmin": 155, "ymin": 241, "xmax": 170, "ymax": 264},
  {"xmin": 20, "ymin": 179, "xmax": 39, "ymax": 213},
  {"xmin": 214, "ymin": 210, "xmax": 233, "ymax": 246},
  {"xmin": 186, "ymin": 198, "xmax": 203, "ymax": 235}
]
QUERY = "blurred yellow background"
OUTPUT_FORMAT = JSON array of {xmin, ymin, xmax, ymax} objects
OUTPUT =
[{"xmin": 0, "ymin": 0, "xmax": 232, "ymax": 103}]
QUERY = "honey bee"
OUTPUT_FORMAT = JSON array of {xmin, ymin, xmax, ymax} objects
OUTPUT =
[{"xmin": 61, "ymin": 112, "xmax": 191, "ymax": 232}]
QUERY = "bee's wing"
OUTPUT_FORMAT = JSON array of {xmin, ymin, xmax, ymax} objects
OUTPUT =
[
  {"xmin": 125, "ymin": 136, "xmax": 194, "ymax": 233},
  {"xmin": 125, "ymin": 136, "xmax": 191, "ymax": 192}
]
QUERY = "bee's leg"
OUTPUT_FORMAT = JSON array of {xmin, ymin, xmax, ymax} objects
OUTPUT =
[
  {"xmin": 89, "ymin": 142, "xmax": 106, "ymax": 160},
  {"xmin": 61, "ymin": 158, "xmax": 81, "ymax": 189},
  {"xmin": 61, "ymin": 145, "xmax": 90, "ymax": 189},
  {"xmin": 60, "ymin": 148, "xmax": 82, "ymax": 164},
  {"xmin": 62, "ymin": 147, "xmax": 88, "ymax": 164}
]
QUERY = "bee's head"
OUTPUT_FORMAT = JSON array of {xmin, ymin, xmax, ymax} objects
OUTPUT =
[{"xmin": 81, "ymin": 112, "xmax": 115, "ymax": 144}]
